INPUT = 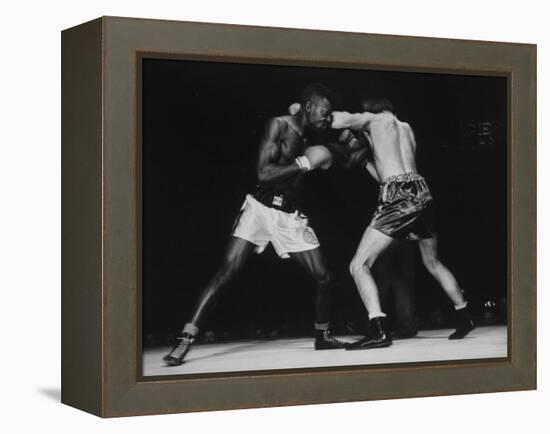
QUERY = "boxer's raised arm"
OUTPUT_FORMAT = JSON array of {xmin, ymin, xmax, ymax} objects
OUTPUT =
[
  {"xmin": 348, "ymin": 146, "xmax": 372, "ymax": 168},
  {"xmin": 331, "ymin": 111, "xmax": 374, "ymax": 131},
  {"xmin": 346, "ymin": 131, "xmax": 373, "ymax": 168},
  {"xmin": 257, "ymin": 118, "xmax": 302, "ymax": 184},
  {"xmin": 332, "ymin": 129, "xmax": 372, "ymax": 169}
]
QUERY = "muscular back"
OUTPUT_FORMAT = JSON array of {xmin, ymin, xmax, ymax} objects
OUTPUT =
[
  {"xmin": 332, "ymin": 111, "xmax": 418, "ymax": 182},
  {"xmin": 396, "ymin": 120, "xmax": 417, "ymax": 173}
]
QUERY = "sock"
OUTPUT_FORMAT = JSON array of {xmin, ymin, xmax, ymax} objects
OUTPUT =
[
  {"xmin": 368, "ymin": 312, "xmax": 387, "ymax": 320},
  {"xmin": 454, "ymin": 301, "xmax": 468, "ymax": 311},
  {"xmin": 314, "ymin": 322, "xmax": 329, "ymax": 331},
  {"xmin": 182, "ymin": 323, "xmax": 199, "ymax": 336}
]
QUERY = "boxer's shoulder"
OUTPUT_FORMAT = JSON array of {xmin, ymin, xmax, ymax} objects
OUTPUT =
[
  {"xmin": 267, "ymin": 116, "xmax": 290, "ymax": 132},
  {"xmin": 274, "ymin": 115, "xmax": 294, "ymax": 127},
  {"xmin": 397, "ymin": 120, "xmax": 412, "ymax": 132},
  {"xmin": 375, "ymin": 111, "xmax": 399, "ymax": 125},
  {"xmin": 264, "ymin": 116, "xmax": 287, "ymax": 139},
  {"xmin": 275, "ymin": 115, "xmax": 303, "ymax": 138}
]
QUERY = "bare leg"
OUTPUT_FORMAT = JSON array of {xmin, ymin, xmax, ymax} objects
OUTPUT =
[
  {"xmin": 418, "ymin": 237, "xmax": 465, "ymax": 307},
  {"xmin": 346, "ymin": 227, "xmax": 394, "ymax": 350},
  {"xmin": 419, "ymin": 237, "xmax": 476, "ymax": 339},
  {"xmin": 371, "ymin": 243, "xmax": 395, "ymax": 335},
  {"xmin": 164, "ymin": 237, "xmax": 256, "ymax": 366},
  {"xmin": 372, "ymin": 244, "xmax": 394, "ymax": 311},
  {"xmin": 289, "ymin": 248, "xmax": 332, "ymax": 324},
  {"xmin": 188, "ymin": 237, "xmax": 256, "ymax": 328},
  {"xmin": 289, "ymin": 248, "xmax": 347, "ymax": 349},
  {"xmin": 349, "ymin": 226, "xmax": 394, "ymax": 317}
]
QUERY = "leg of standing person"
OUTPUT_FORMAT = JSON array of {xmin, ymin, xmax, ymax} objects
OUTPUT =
[
  {"xmin": 289, "ymin": 248, "xmax": 347, "ymax": 349},
  {"xmin": 163, "ymin": 237, "xmax": 255, "ymax": 366},
  {"xmin": 418, "ymin": 237, "xmax": 476, "ymax": 339},
  {"xmin": 371, "ymin": 241, "xmax": 394, "ymax": 334},
  {"xmin": 346, "ymin": 226, "xmax": 394, "ymax": 350}
]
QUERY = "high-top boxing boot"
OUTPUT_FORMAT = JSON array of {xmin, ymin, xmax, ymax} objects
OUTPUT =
[
  {"xmin": 163, "ymin": 332, "xmax": 195, "ymax": 366},
  {"xmin": 449, "ymin": 304, "xmax": 477, "ymax": 339},
  {"xmin": 314, "ymin": 329, "xmax": 348, "ymax": 350},
  {"xmin": 346, "ymin": 316, "xmax": 392, "ymax": 350}
]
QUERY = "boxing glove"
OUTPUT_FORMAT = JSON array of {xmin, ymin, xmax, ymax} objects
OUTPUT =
[
  {"xmin": 338, "ymin": 129, "xmax": 359, "ymax": 151},
  {"xmin": 304, "ymin": 145, "xmax": 333, "ymax": 170}
]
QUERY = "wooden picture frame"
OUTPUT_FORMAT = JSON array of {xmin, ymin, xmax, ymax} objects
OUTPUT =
[{"xmin": 61, "ymin": 16, "xmax": 536, "ymax": 417}]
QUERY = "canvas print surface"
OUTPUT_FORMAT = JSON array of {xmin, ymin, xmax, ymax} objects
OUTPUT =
[{"xmin": 140, "ymin": 58, "xmax": 507, "ymax": 377}]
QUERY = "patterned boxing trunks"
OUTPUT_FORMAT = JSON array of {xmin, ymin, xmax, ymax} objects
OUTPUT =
[{"xmin": 370, "ymin": 172, "xmax": 435, "ymax": 240}]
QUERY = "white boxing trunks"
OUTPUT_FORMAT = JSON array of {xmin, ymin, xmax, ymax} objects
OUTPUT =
[{"xmin": 232, "ymin": 195, "xmax": 320, "ymax": 258}]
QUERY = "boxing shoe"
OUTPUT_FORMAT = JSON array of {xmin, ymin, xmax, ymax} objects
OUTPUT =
[
  {"xmin": 314, "ymin": 329, "xmax": 348, "ymax": 350},
  {"xmin": 346, "ymin": 317, "xmax": 392, "ymax": 350},
  {"xmin": 163, "ymin": 332, "xmax": 195, "ymax": 366},
  {"xmin": 449, "ymin": 305, "xmax": 477, "ymax": 340}
]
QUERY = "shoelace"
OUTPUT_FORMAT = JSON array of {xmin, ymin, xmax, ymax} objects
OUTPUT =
[
  {"xmin": 323, "ymin": 331, "xmax": 342, "ymax": 344},
  {"xmin": 171, "ymin": 336, "xmax": 193, "ymax": 359}
]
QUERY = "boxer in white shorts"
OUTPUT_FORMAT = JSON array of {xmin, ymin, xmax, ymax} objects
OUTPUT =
[
  {"xmin": 163, "ymin": 84, "xmax": 348, "ymax": 367},
  {"xmin": 233, "ymin": 194, "xmax": 320, "ymax": 259}
]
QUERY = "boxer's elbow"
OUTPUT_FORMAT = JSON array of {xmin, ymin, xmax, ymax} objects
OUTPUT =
[
  {"xmin": 257, "ymin": 166, "xmax": 275, "ymax": 183},
  {"xmin": 257, "ymin": 171, "xmax": 269, "ymax": 183}
]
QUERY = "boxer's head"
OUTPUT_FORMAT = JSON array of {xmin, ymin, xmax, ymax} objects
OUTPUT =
[
  {"xmin": 301, "ymin": 83, "xmax": 333, "ymax": 130},
  {"xmin": 361, "ymin": 96, "xmax": 394, "ymax": 114}
]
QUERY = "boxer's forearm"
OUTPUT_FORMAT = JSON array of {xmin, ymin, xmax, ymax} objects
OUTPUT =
[
  {"xmin": 332, "ymin": 111, "xmax": 370, "ymax": 130},
  {"xmin": 349, "ymin": 147, "xmax": 371, "ymax": 167},
  {"xmin": 257, "ymin": 162, "xmax": 302, "ymax": 184}
]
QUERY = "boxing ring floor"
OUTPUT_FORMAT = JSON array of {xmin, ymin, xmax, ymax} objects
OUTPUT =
[{"xmin": 142, "ymin": 325, "xmax": 507, "ymax": 377}]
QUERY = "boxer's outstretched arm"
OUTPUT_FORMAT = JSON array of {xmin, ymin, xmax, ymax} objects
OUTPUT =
[
  {"xmin": 332, "ymin": 111, "xmax": 375, "ymax": 131},
  {"xmin": 257, "ymin": 118, "xmax": 302, "ymax": 184}
]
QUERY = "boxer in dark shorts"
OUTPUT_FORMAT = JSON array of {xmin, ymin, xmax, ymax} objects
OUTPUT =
[
  {"xmin": 370, "ymin": 172, "xmax": 435, "ymax": 240},
  {"xmin": 331, "ymin": 97, "xmax": 476, "ymax": 349}
]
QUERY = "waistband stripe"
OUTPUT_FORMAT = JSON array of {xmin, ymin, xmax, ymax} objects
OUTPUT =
[{"xmin": 382, "ymin": 172, "xmax": 424, "ymax": 185}]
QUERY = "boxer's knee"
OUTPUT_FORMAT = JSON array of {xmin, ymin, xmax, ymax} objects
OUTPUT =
[
  {"xmin": 315, "ymin": 270, "xmax": 332, "ymax": 289},
  {"xmin": 349, "ymin": 258, "xmax": 369, "ymax": 278}
]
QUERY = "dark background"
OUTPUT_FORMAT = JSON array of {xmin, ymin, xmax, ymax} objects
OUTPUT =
[{"xmin": 142, "ymin": 58, "xmax": 507, "ymax": 345}]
